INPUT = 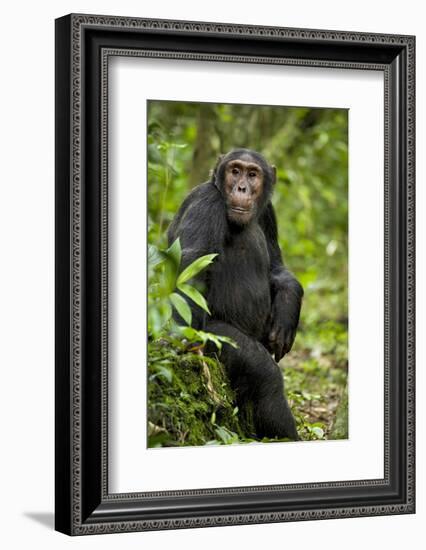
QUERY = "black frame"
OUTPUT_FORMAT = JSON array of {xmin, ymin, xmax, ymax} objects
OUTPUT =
[{"xmin": 55, "ymin": 13, "xmax": 415, "ymax": 535}]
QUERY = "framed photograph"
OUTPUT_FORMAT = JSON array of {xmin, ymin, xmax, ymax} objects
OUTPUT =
[{"xmin": 55, "ymin": 14, "xmax": 415, "ymax": 535}]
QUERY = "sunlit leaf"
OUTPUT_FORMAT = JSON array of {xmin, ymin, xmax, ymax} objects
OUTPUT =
[
  {"xmin": 169, "ymin": 292, "xmax": 192, "ymax": 326},
  {"xmin": 177, "ymin": 282, "xmax": 211, "ymax": 314},
  {"xmin": 177, "ymin": 254, "xmax": 218, "ymax": 285}
]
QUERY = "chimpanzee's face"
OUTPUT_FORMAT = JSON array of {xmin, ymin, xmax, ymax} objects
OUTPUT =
[{"xmin": 223, "ymin": 156, "xmax": 264, "ymax": 225}]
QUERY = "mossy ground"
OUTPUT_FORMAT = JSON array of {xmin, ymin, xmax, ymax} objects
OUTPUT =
[{"xmin": 147, "ymin": 341, "xmax": 249, "ymax": 447}]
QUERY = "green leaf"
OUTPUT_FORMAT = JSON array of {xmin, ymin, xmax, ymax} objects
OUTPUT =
[
  {"xmin": 177, "ymin": 283, "xmax": 211, "ymax": 314},
  {"xmin": 165, "ymin": 238, "xmax": 182, "ymax": 268},
  {"xmin": 177, "ymin": 254, "xmax": 218, "ymax": 285},
  {"xmin": 215, "ymin": 426, "xmax": 233, "ymax": 444},
  {"xmin": 178, "ymin": 326, "xmax": 238, "ymax": 350},
  {"xmin": 205, "ymin": 333, "xmax": 224, "ymax": 351},
  {"xmin": 178, "ymin": 325, "xmax": 201, "ymax": 342},
  {"xmin": 216, "ymin": 335, "xmax": 239, "ymax": 349},
  {"xmin": 169, "ymin": 292, "xmax": 192, "ymax": 326},
  {"xmin": 214, "ymin": 426, "xmax": 239, "ymax": 445}
]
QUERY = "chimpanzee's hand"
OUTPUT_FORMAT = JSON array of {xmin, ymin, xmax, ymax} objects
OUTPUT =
[{"xmin": 268, "ymin": 291, "xmax": 298, "ymax": 362}]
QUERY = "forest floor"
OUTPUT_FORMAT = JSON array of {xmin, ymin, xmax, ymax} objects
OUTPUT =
[{"xmin": 283, "ymin": 343, "xmax": 348, "ymax": 441}]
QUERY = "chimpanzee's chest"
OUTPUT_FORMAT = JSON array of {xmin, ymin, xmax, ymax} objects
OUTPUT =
[{"xmin": 207, "ymin": 224, "xmax": 271, "ymax": 338}]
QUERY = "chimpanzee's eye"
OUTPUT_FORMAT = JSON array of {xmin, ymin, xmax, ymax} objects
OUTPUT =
[
  {"xmin": 232, "ymin": 168, "xmax": 239, "ymax": 175},
  {"xmin": 249, "ymin": 171, "xmax": 256, "ymax": 178}
]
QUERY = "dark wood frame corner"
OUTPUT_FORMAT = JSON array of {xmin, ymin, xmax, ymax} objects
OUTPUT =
[{"xmin": 55, "ymin": 13, "xmax": 415, "ymax": 535}]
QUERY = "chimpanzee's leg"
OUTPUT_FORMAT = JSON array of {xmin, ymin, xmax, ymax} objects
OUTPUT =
[{"xmin": 205, "ymin": 320, "xmax": 299, "ymax": 440}]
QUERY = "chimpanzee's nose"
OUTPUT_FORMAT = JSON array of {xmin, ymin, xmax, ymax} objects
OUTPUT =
[{"xmin": 238, "ymin": 184, "xmax": 247, "ymax": 193}]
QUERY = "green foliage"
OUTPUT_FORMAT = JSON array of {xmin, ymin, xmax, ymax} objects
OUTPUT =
[
  {"xmin": 147, "ymin": 100, "xmax": 349, "ymax": 445},
  {"xmin": 169, "ymin": 292, "xmax": 192, "ymax": 326},
  {"xmin": 148, "ymin": 238, "xmax": 216, "ymax": 337},
  {"xmin": 177, "ymin": 254, "xmax": 218, "ymax": 286},
  {"xmin": 178, "ymin": 283, "xmax": 210, "ymax": 314}
]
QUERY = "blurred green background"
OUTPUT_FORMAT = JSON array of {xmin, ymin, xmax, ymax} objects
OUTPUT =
[{"xmin": 147, "ymin": 100, "xmax": 348, "ymax": 445}]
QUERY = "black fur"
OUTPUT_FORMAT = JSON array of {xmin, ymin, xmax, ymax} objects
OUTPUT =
[{"xmin": 168, "ymin": 149, "xmax": 303, "ymax": 440}]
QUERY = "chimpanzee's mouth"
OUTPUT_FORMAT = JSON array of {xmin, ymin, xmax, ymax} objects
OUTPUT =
[{"xmin": 231, "ymin": 207, "xmax": 251, "ymax": 214}]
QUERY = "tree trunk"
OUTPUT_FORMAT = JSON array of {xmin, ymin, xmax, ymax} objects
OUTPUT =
[{"xmin": 188, "ymin": 104, "xmax": 217, "ymax": 187}]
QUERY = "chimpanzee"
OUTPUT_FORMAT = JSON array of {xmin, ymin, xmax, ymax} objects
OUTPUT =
[{"xmin": 168, "ymin": 149, "xmax": 303, "ymax": 440}]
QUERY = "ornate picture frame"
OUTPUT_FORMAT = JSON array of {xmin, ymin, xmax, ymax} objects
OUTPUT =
[{"xmin": 55, "ymin": 13, "xmax": 415, "ymax": 535}]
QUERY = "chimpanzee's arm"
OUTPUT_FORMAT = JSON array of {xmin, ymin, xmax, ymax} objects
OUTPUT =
[
  {"xmin": 167, "ymin": 183, "xmax": 227, "ymax": 328},
  {"xmin": 260, "ymin": 202, "xmax": 303, "ymax": 361},
  {"xmin": 168, "ymin": 183, "xmax": 227, "ymax": 265}
]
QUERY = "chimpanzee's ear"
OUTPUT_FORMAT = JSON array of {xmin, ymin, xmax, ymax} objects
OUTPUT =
[
  {"xmin": 271, "ymin": 165, "xmax": 277, "ymax": 185},
  {"xmin": 215, "ymin": 153, "xmax": 225, "ymax": 169},
  {"xmin": 211, "ymin": 154, "xmax": 225, "ymax": 183}
]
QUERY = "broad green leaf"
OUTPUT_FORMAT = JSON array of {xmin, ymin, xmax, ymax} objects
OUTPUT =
[
  {"xmin": 178, "ymin": 325, "xmax": 200, "ymax": 342},
  {"xmin": 177, "ymin": 254, "xmax": 218, "ymax": 285},
  {"xmin": 165, "ymin": 238, "xmax": 182, "ymax": 268},
  {"xmin": 169, "ymin": 292, "xmax": 192, "ymax": 326},
  {"xmin": 177, "ymin": 282, "xmax": 211, "ymax": 314}
]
